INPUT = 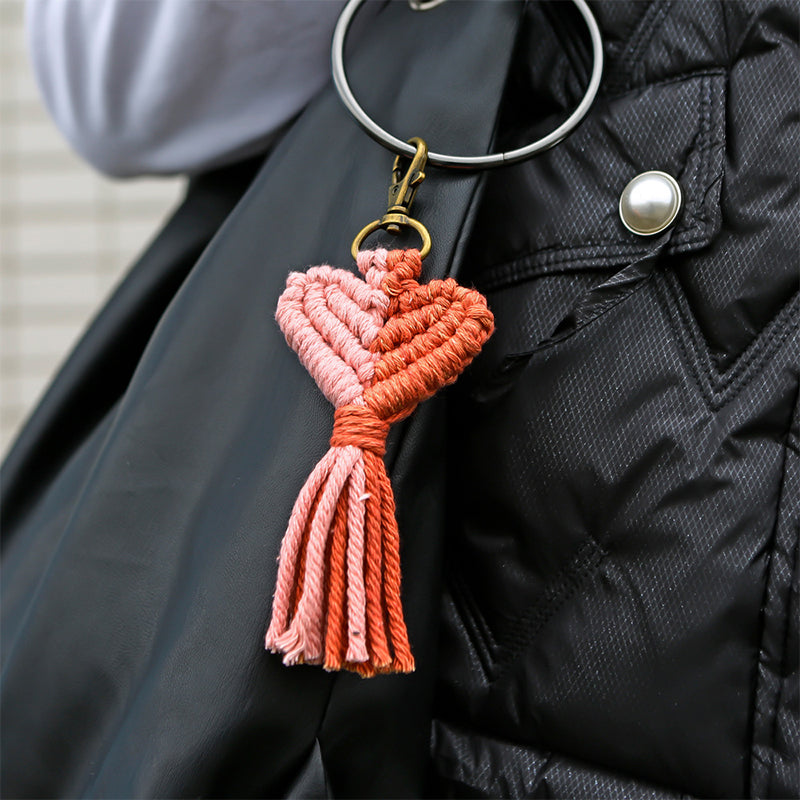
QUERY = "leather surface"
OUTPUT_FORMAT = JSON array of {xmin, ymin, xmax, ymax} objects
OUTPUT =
[
  {"xmin": 1, "ymin": 2, "xmax": 523, "ymax": 797},
  {"xmin": 2, "ymin": 1, "xmax": 799, "ymax": 798}
]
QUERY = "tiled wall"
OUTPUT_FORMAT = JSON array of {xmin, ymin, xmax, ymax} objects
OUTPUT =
[{"xmin": 0, "ymin": 1, "xmax": 184, "ymax": 455}]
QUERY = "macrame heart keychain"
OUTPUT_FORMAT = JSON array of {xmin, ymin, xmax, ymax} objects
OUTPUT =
[
  {"xmin": 265, "ymin": 139, "xmax": 494, "ymax": 675},
  {"xmin": 265, "ymin": 0, "xmax": 603, "ymax": 676}
]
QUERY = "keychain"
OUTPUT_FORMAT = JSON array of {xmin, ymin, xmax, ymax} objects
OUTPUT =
[
  {"xmin": 265, "ymin": 139, "xmax": 494, "ymax": 676},
  {"xmin": 265, "ymin": 0, "xmax": 603, "ymax": 677}
]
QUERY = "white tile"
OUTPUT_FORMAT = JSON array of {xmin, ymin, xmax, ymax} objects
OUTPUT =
[
  {"xmin": 2, "ymin": 271, "xmax": 100, "ymax": 307},
  {"xmin": 0, "ymin": 0, "xmax": 185, "ymax": 460},
  {"xmin": 0, "ymin": 24, "xmax": 28, "ymax": 64},
  {"xmin": 12, "ymin": 171, "xmax": 100, "ymax": 206},
  {"xmin": 12, "ymin": 64, "xmax": 46, "ymax": 105},
  {"xmin": 1, "ymin": 148, "xmax": 86, "ymax": 173},
  {"xmin": 11, "ymin": 117, "xmax": 71, "ymax": 156},
  {"xmin": 0, "ymin": 372, "xmax": 51, "ymax": 409},
  {"xmin": 15, "ymin": 321, "xmax": 85, "ymax": 359},
  {"xmin": 7, "ymin": 253, "xmax": 103, "ymax": 274},
  {"xmin": 0, "ymin": 319, "xmax": 19, "ymax": 357},
  {"xmin": 15, "ymin": 220, "xmax": 99, "ymax": 255},
  {"xmin": 0, "ymin": 1, "xmax": 24, "ymax": 26}
]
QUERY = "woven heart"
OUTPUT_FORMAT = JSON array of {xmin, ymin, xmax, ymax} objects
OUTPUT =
[
  {"xmin": 276, "ymin": 256, "xmax": 390, "ymax": 407},
  {"xmin": 266, "ymin": 249, "xmax": 494, "ymax": 676},
  {"xmin": 365, "ymin": 274, "xmax": 495, "ymax": 422}
]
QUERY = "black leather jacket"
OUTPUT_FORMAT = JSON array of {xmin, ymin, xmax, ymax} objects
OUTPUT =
[{"xmin": 2, "ymin": 2, "xmax": 797, "ymax": 797}]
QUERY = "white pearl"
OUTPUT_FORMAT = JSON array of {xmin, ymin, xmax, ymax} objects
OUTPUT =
[{"xmin": 619, "ymin": 171, "xmax": 683, "ymax": 236}]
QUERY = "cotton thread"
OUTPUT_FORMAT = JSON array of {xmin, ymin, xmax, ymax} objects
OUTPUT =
[{"xmin": 265, "ymin": 248, "xmax": 494, "ymax": 675}]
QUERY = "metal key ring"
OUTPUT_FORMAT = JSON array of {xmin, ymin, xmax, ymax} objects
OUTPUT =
[{"xmin": 332, "ymin": 0, "xmax": 604, "ymax": 169}]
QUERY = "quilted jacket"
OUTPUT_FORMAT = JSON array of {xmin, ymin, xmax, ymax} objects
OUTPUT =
[{"xmin": 2, "ymin": 2, "xmax": 797, "ymax": 797}]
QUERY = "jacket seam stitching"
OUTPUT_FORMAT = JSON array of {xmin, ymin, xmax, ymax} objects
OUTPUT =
[
  {"xmin": 766, "ymin": 520, "xmax": 800, "ymax": 796},
  {"xmin": 446, "ymin": 537, "xmax": 609, "ymax": 687},
  {"xmin": 627, "ymin": 2, "xmax": 672, "ymax": 74},
  {"xmin": 653, "ymin": 275, "xmax": 715, "ymax": 408},
  {"xmin": 607, "ymin": 0, "xmax": 674, "ymax": 93},
  {"xmin": 656, "ymin": 274, "xmax": 800, "ymax": 410},
  {"xmin": 435, "ymin": 719, "xmax": 694, "ymax": 798},
  {"xmin": 715, "ymin": 305, "xmax": 799, "ymax": 401},
  {"xmin": 748, "ymin": 380, "xmax": 800, "ymax": 795},
  {"xmin": 604, "ymin": 66, "xmax": 726, "ymax": 100},
  {"xmin": 492, "ymin": 539, "xmax": 606, "ymax": 678}
]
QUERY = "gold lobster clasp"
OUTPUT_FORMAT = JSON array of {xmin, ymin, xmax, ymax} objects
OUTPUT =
[{"xmin": 351, "ymin": 137, "xmax": 432, "ymax": 261}]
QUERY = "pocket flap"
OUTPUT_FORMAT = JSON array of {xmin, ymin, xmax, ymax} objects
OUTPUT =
[{"xmin": 471, "ymin": 70, "xmax": 726, "ymax": 292}]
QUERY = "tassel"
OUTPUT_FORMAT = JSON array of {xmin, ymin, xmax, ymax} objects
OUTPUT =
[{"xmin": 266, "ymin": 248, "xmax": 494, "ymax": 675}]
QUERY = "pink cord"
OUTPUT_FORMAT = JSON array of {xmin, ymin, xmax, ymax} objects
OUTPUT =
[{"xmin": 267, "ymin": 251, "xmax": 393, "ymax": 667}]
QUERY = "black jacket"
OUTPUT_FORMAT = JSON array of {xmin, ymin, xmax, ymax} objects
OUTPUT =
[{"xmin": 2, "ymin": 2, "xmax": 798, "ymax": 797}]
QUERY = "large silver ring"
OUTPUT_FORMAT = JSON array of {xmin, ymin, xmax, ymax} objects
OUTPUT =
[{"xmin": 331, "ymin": 0, "xmax": 604, "ymax": 169}]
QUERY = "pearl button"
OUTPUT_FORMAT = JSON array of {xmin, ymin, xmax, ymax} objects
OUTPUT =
[{"xmin": 619, "ymin": 171, "xmax": 682, "ymax": 236}]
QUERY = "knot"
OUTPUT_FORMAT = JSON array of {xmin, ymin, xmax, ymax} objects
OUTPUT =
[
  {"xmin": 331, "ymin": 404, "xmax": 390, "ymax": 456},
  {"xmin": 381, "ymin": 250, "xmax": 423, "ymax": 297},
  {"xmin": 356, "ymin": 248, "xmax": 390, "ymax": 291}
]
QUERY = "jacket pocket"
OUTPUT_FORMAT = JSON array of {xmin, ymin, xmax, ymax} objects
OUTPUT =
[
  {"xmin": 463, "ymin": 69, "xmax": 726, "ymax": 391},
  {"xmin": 444, "ymin": 69, "xmax": 728, "ymax": 671}
]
